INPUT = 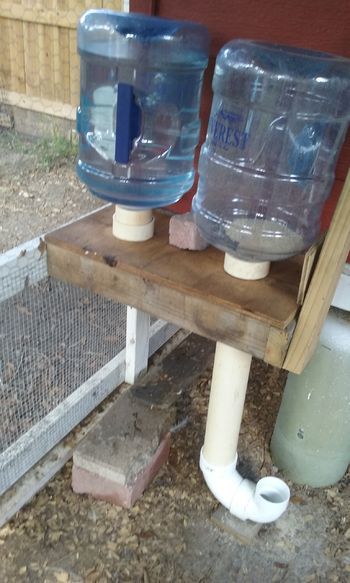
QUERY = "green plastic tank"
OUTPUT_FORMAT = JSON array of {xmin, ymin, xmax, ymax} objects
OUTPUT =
[{"xmin": 271, "ymin": 307, "xmax": 350, "ymax": 487}]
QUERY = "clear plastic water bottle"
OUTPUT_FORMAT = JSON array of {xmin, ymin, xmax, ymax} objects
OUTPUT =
[
  {"xmin": 76, "ymin": 10, "xmax": 209, "ymax": 208},
  {"xmin": 193, "ymin": 40, "xmax": 350, "ymax": 262}
]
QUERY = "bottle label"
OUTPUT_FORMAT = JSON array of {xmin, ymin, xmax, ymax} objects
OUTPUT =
[{"xmin": 209, "ymin": 109, "xmax": 249, "ymax": 151}]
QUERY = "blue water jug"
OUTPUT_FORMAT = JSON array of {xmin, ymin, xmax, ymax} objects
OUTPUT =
[
  {"xmin": 76, "ymin": 10, "xmax": 209, "ymax": 208},
  {"xmin": 193, "ymin": 41, "xmax": 350, "ymax": 262}
]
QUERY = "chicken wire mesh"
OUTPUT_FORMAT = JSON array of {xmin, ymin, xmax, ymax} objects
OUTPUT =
[
  {"xmin": 0, "ymin": 277, "xmax": 127, "ymax": 453},
  {"xmin": 0, "ymin": 239, "xmax": 180, "ymax": 495},
  {"xmin": 0, "ymin": 259, "xmax": 127, "ymax": 493}
]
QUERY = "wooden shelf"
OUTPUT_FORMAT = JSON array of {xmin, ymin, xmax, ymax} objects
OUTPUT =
[{"xmin": 45, "ymin": 207, "xmax": 303, "ymax": 368}]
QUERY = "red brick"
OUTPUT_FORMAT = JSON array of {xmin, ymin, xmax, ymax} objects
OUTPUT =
[
  {"xmin": 72, "ymin": 433, "xmax": 171, "ymax": 508},
  {"xmin": 169, "ymin": 212, "xmax": 208, "ymax": 251}
]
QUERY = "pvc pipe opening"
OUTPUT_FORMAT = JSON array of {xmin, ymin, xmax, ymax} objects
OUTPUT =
[
  {"xmin": 256, "ymin": 477, "xmax": 290, "ymax": 504},
  {"xmin": 200, "ymin": 449, "xmax": 290, "ymax": 523},
  {"xmin": 253, "ymin": 477, "xmax": 290, "ymax": 521}
]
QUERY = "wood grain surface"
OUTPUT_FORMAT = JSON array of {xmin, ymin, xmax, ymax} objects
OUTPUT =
[{"xmin": 46, "ymin": 208, "xmax": 302, "ymax": 366}]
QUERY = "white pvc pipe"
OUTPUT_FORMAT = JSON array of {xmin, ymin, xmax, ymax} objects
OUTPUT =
[
  {"xmin": 200, "ymin": 254, "xmax": 290, "ymax": 523},
  {"xmin": 203, "ymin": 342, "xmax": 252, "ymax": 466},
  {"xmin": 113, "ymin": 205, "xmax": 155, "ymax": 242}
]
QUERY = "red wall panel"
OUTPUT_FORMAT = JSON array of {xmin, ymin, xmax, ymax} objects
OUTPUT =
[{"xmin": 131, "ymin": 0, "xmax": 350, "ymax": 247}]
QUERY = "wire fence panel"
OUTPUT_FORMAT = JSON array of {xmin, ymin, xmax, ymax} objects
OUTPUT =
[
  {"xmin": 0, "ymin": 230, "xmax": 179, "ymax": 496},
  {"xmin": 0, "ymin": 268, "xmax": 127, "ymax": 493},
  {"xmin": 0, "ymin": 276, "xmax": 127, "ymax": 453},
  {"xmin": 0, "ymin": 237, "xmax": 47, "ymax": 301}
]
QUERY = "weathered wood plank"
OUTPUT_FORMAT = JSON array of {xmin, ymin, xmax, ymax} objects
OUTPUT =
[
  {"xmin": 0, "ymin": 3, "xmax": 85, "ymax": 29},
  {"xmin": 68, "ymin": 28, "xmax": 79, "ymax": 107},
  {"xmin": 23, "ymin": 21, "xmax": 40, "ymax": 97},
  {"xmin": 0, "ymin": 236, "xmax": 47, "ymax": 302},
  {"xmin": 297, "ymin": 235, "xmax": 325, "ymax": 305},
  {"xmin": 3, "ymin": 90, "xmax": 76, "ymax": 119},
  {"xmin": 0, "ymin": 17, "xmax": 11, "ymax": 87},
  {"xmin": 45, "ymin": 208, "xmax": 302, "ymax": 327},
  {"xmin": 57, "ymin": 27, "xmax": 71, "ymax": 104},
  {"xmin": 264, "ymin": 324, "xmax": 295, "ymax": 369},
  {"xmin": 125, "ymin": 307, "xmax": 150, "ymax": 383},
  {"xmin": 284, "ymin": 170, "xmax": 350, "ymax": 374},
  {"xmin": 45, "ymin": 208, "xmax": 302, "ymax": 364},
  {"xmin": 9, "ymin": 19, "xmax": 25, "ymax": 93},
  {"xmin": 47, "ymin": 241, "xmax": 273, "ymax": 360}
]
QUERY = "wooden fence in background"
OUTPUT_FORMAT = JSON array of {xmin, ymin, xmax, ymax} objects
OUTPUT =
[{"xmin": 0, "ymin": 0, "xmax": 124, "ymax": 122}]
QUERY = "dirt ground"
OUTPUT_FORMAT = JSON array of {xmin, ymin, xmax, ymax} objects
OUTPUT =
[
  {"xmin": 1, "ymin": 130, "xmax": 350, "ymax": 582},
  {"xmin": 0, "ymin": 131, "xmax": 101, "ymax": 253}
]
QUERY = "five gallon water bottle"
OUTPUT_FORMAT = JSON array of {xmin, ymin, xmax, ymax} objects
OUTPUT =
[
  {"xmin": 193, "ymin": 40, "xmax": 350, "ymax": 262},
  {"xmin": 76, "ymin": 10, "xmax": 209, "ymax": 208}
]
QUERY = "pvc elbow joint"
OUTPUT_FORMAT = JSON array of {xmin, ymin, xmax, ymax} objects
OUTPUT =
[{"xmin": 200, "ymin": 448, "xmax": 290, "ymax": 524}]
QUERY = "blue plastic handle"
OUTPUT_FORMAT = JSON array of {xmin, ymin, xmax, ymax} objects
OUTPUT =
[{"xmin": 115, "ymin": 83, "xmax": 142, "ymax": 164}]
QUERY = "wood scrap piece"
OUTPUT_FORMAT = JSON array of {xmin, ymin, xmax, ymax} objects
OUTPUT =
[
  {"xmin": 297, "ymin": 234, "xmax": 325, "ymax": 305},
  {"xmin": 211, "ymin": 506, "xmax": 262, "ymax": 544}
]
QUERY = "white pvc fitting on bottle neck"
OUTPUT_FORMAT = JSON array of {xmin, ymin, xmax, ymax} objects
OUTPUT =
[
  {"xmin": 113, "ymin": 205, "xmax": 155, "ymax": 242},
  {"xmin": 224, "ymin": 253, "xmax": 270, "ymax": 280}
]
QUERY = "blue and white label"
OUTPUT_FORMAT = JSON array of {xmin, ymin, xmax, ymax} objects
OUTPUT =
[{"xmin": 209, "ymin": 109, "xmax": 249, "ymax": 151}]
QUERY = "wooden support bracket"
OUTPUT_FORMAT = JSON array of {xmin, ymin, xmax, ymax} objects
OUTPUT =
[{"xmin": 284, "ymin": 170, "xmax": 350, "ymax": 373}]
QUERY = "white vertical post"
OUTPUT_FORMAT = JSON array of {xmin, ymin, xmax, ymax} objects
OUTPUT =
[{"xmin": 125, "ymin": 307, "xmax": 151, "ymax": 384}]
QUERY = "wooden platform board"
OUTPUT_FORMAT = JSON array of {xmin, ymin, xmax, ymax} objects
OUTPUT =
[{"xmin": 45, "ymin": 207, "xmax": 303, "ymax": 367}]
